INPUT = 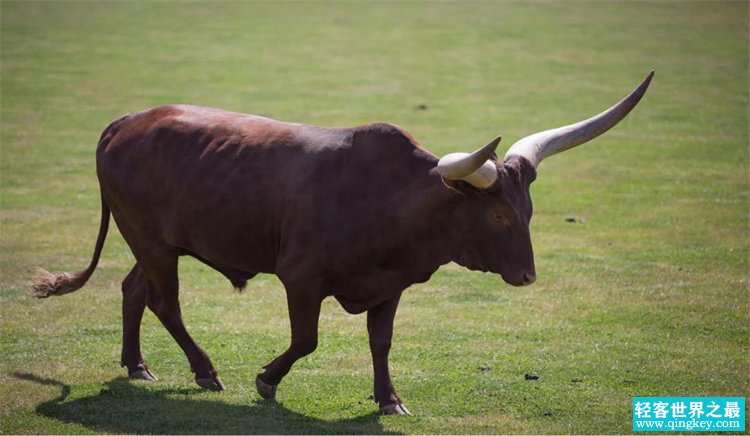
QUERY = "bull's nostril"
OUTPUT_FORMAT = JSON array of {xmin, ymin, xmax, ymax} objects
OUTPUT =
[{"xmin": 523, "ymin": 273, "xmax": 536, "ymax": 285}]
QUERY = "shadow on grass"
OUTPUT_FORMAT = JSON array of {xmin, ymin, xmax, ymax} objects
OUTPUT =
[{"xmin": 12, "ymin": 372, "xmax": 399, "ymax": 434}]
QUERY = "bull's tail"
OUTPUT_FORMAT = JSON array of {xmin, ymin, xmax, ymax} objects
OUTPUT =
[{"xmin": 31, "ymin": 194, "xmax": 110, "ymax": 298}]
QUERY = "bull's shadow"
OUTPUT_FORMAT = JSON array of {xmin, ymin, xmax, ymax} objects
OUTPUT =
[{"xmin": 13, "ymin": 372, "xmax": 399, "ymax": 435}]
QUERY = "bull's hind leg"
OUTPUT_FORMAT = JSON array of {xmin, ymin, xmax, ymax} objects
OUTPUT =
[
  {"xmin": 140, "ymin": 252, "xmax": 225, "ymax": 391},
  {"xmin": 121, "ymin": 263, "xmax": 157, "ymax": 381}
]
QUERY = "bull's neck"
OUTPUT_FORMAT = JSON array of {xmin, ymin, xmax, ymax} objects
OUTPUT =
[
  {"xmin": 412, "ymin": 170, "xmax": 469, "ymax": 269},
  {"xmin": 381, "ymin": 146, "xmax": 472, "ymax": 275}
]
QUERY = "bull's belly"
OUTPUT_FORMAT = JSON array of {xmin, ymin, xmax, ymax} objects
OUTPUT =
[{"xmin": 171, "ymin": 233, "xmax": 278, "ymax": 277}]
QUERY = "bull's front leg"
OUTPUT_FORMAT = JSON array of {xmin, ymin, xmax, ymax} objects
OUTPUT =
[
  {"xmin": 256, "ymin": 290, "xmax": 322, "ymax": 400},
  {"xmin": 368, "ymin": 294, "xmax": 410, "ymax": 415}
]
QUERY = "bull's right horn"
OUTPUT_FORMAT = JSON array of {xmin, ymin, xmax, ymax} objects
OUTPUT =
[
  {"xmin": 437, "ymin": 135, "xmax": 502, "ymax": 188},
  {"xmin": 504, "ymin": 70, "xmax": 654, "ymax": 168}
]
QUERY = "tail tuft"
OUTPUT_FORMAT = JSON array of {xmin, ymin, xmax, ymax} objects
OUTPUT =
[
  {"xmin": 31, "ymin": 193, "xmax": 111, "ymax": 299},
  {"xmin": 30, "ymin": 268, "xmax": 80, "ymax": 298}
]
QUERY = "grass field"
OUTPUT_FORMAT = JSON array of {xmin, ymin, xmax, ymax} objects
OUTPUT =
[{"xmin": 1, "ymin": 1, "xmax": 748, "ymax": 434}]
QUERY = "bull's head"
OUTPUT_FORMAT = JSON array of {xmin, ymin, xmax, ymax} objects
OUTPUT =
[{"xmin": 437, "ymin": 71, "xmax": 654, "ymax": 286}]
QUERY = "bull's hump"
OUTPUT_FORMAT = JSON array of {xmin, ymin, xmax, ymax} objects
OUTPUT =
[{"xmin": 351, "ymin": 122, "xmax": 439, "ymax": 165}]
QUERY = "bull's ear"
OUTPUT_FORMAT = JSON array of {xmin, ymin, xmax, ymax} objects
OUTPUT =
[
  {"xmin": 503, "ymin": 155, "xmax": 537, "ymax": 185},
  {"xmin": 439, "ymin": 175, "xmax": 468, "ymax": 195},
  {"xmin": 438, "ymin": 173, "xmax": 502, "ymax": 197}
]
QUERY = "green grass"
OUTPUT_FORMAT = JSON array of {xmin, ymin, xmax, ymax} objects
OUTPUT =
[{"xmin": 1, "ymin": 1, "xmax": 748, "ymax": 434}]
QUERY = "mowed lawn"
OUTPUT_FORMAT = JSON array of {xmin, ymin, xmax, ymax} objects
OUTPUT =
[{"xmin": 1, "ymin": 1, "xmax": 747, "ymax": 434}]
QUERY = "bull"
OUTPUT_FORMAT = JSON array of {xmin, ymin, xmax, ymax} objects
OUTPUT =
[{"xmin": 33, "ymin": 71, "xmax": 653, "ymax": 414}]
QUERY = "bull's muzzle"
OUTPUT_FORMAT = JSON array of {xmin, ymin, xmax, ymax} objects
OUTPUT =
[
  {"xmin": 522, "ymin": 272, "xmax": 536, "ymax": 286},
  {"xmin": 501, "ymin": 269, "xmax": 536, "ymax": 287}
]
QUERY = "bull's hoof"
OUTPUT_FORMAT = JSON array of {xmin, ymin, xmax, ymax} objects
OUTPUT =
[
  {"xmin": 196, "ymin": 375, "xmax": 225, "ymax": 391},
  {"xmin": 129, "ymin": 368, "xmax": 158, "ymax": 382},
  {"xmin": 380, "ymin": 403, "xmax": 411, "ymax": 415},
  {"xmin": 255, "ymin": 375, "xmax": 278, "ymax": 400}
]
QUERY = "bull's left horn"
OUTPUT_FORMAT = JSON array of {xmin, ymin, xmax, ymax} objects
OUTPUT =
[
  {"xmin": 504, "ymin": 70, "xmax": 654, "ymax": 168},
  {"xmin": 437, "ymin": 135, "xmax": 501, "ymax": 188}
]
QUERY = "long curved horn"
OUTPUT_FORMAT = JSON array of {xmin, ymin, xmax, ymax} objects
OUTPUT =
[
  {"xmin": 504, "ymin": 70, "xmax": 654, "ymax": 168},
  {"xmin": 437, "ymin": 135, "xmax": 502, "ymax": 188}
]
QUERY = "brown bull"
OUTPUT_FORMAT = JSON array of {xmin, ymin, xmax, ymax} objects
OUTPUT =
[{"xmin": 33, "ymin": 71, "xmax": 653, "ymax": 415}]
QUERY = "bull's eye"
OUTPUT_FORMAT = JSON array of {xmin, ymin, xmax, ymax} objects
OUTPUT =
[{"xmin": 494, "ymin": 213, "xmax": 512, "ymax": 227}]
